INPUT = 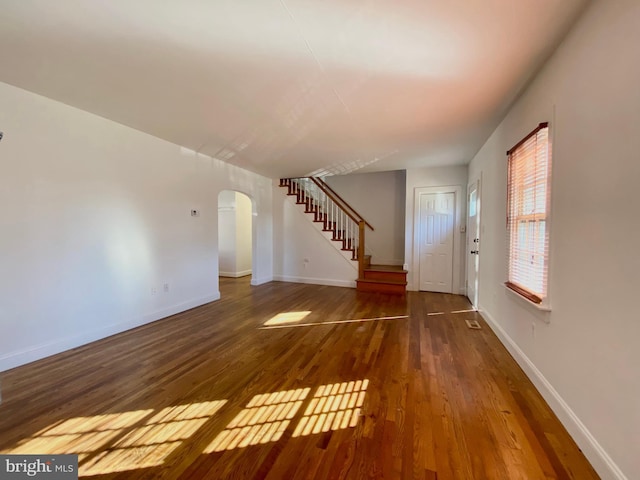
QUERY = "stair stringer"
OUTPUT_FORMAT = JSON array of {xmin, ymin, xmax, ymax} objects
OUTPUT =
[{"xmin": 276, "ymin": 188, "xmax": 358, "ymax": 288}]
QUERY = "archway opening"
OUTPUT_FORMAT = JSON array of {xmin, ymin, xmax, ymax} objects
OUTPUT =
[{"xmin": 218, "ymin": 191, "xmax": 253, "ymax": 290}]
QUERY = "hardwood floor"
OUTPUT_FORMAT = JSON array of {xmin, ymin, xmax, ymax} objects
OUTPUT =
[{"xmin": 0, "ymin": 278, "xmax": 599, "ymax": 479}]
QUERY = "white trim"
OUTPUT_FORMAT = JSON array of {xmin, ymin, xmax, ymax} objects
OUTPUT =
[
  {"xmin": 545, "ymin": 110, "xmax": 556, "ymax": 316},
  {"xmin": 250, "ymin": 276, "xmax": 273, "ymax": 286},
  {"xmin": 219, "ymin": 269, "xmax": 252, "ymax": 278},
  {"xmin": 480, "ymin": 306, "xmax": 629, "ymax": 480},
  {"xmin": 273, "ymin": 275, "xmax": 356, "ymax": 289},
  {"xmin": 412, "ymin": 185, "xmax": 462, "ymax": 294},
  {"xmin": 466, "ymin": 173, "xmax": 482, "ymax": 308},
  {"xmin": 0, "ymin": 293, "xmax": 220, "ymax": 373}
]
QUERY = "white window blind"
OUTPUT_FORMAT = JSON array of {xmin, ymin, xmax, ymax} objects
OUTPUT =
[{"xmin": 506, "ymin": 123, "xmax": 551, "ymax": 304}]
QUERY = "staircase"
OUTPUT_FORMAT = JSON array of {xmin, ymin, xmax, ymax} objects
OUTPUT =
[
  {"xmin": 357, "ymin": 260, "xmax": 409, "ymax": 295},
  {"xmin": 279, "ymin": 177, "xmax": 407, "ymax": 294}
]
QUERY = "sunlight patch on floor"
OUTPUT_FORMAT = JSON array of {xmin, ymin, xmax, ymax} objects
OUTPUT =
[
  {"xmin": 427, "ymin": 308, "xmax": 476, "ymax": 316},
  {"xmin": 8, "ymin": 409, "xmax": 154, "ymax": 454},
  {"xmin": 3, "ymin": 400, "xmax": 227, "ymax": 476},
  {"xmin": 292, "ymin": 380, "xmax": 368, "ymax": 437},
  {"xmin": 264, "ymin": 311, "xmax": 312, "ymax": 326},
  {"xmin": 205, "ymin": 380, "xmax": 369, "ymax": 452},
  {"xmin": 205, "ymin": 388, "xmax": 310, "ymax": 452},
  {"xmin": 259, "ymin": 315, "xmax": 408, "ymax": 330}
]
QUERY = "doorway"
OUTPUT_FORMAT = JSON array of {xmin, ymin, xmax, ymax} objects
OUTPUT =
[
  {"xmin": 218, "ymin": 191, "xmax": 253, "ymax": 280},
  {"xmin": 466, "ymin": 177, "xmax": 481, "ymax": 308}
]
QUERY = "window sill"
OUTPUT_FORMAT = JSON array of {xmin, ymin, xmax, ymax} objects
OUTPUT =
[{"xmin": 503, "ymin": 284, "xmax": 552, "ymax": 314}]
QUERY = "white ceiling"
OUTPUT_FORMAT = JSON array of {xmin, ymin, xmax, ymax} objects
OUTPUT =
[{"xmin": 0, "ymin": 0, "xmax": 588, "ymax": 178}]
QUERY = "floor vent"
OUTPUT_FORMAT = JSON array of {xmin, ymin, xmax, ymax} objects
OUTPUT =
[{"xmin": 465, "ymin": 319, "xmax": 482, "ymax": 330}]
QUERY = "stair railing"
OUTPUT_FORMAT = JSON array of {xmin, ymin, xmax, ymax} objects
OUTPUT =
[
  {"xmin": 311, "ymin": 177, "xmax": 374, "ymax": 231},
  {"xmin": 280, "ymin": 177, "xmax": 374, "ymax": 278}
]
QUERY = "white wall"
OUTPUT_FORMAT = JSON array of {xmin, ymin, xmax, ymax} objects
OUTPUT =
[
  {"xmin": 218, "ymin": 191, "xmax": 252, "ymax": 277},
  {"xmin": 235, "ymin": 192, "xmax": 253, "ymax": 274},
  {"xmin": 325, "ymin": 171, "xmax": 406, "ymax": 265},
  {"xmin": 404, "ymin": 166, "xmax": 468, "ymax": 292},
  {"xmin": 218, "ymin": 190, "xmax": 237, "ymax": 276},
  {"xmin": 468, "ymin": 1, "xmax": 639, "ymax": 478},
  {"xmin": 0, "ymin": 81, "xmax": 273, "ymax": 372},
  {"xmin": 273, "ymin": 186, "xmax": 358, "ymax": 288}
]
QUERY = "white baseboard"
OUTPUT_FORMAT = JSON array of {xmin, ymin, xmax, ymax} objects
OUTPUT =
[
  {"xmin": 273, "ymin": 275, "xmax": 356, "ymax": 289},
  {"xmin": 479, "ymin": 306, "xmax": 628, "ymax": 480},
  {"xmin": 250, "ymin": 276, "xmax": 272, "ymax": 286},
  {"xmin": 0, "ymin": 293, "xmax": 220, "ymax": 373},
  {"xmin": 219, "ymin": 269, "xmax": 252, "ymax": 278}
]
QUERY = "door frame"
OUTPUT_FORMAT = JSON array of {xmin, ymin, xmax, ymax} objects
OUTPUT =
[
  {"xmin": 466, "ymin": 174, "xmax": 482, "ymax": 308},
  {"xmin": 412, "ymin": 185, "xmax": 463, "ymax": 294}
]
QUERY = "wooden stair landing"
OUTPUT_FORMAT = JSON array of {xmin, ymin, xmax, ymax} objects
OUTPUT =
[{"xmin": 357, "ymin": 264, "xmax": 407, "ymax": 295}]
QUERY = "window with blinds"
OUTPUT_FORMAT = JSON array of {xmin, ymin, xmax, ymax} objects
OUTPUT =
[{"xmin": 506, "ymin": 123, "xmax": 551, "ymax": 304}]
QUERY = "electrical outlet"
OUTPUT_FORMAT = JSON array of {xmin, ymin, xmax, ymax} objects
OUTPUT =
[
  {"xmin": 151, "ymin": 287, "xmax": 157, "ymax": 295},
  {"xmin": 164, "ymin": 283, "xmax": 170, "ymax": 293}
]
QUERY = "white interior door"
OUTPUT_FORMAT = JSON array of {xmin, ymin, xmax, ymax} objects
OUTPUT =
[
  {"xmin": 466, "ymin": 178, "xmax": 481, "ymax": 308},
  {"xmin": 419, "ymin": 193, "xmax": 455, "ymax": 292}
]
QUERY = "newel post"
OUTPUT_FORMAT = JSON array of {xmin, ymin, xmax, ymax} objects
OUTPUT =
[{"xmin": 358, "ymin": 220, "xmax": 365, "ymax": 279}]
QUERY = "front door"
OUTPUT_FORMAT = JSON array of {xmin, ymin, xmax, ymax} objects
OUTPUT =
[
  {"xmin": 466, "ymin": 178, "xmax": 481, "ymax": 308},
  {"xmin": 419, "ymin": 193, "xmax": 455, "ymax": 293}
]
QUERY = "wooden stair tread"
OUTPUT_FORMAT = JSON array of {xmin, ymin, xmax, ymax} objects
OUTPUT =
[
  {"xmin": 359, "ymin": 262, "xmax": 408, "ymax": 294},
  {"xmin": 357, "ymin": 278, "xmax": 407, "ymax": 286}
]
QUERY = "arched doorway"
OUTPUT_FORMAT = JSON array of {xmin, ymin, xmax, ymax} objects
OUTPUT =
[{"xmin": 218, "ymin": 191, "xmax": 253, "ymax": 288}]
